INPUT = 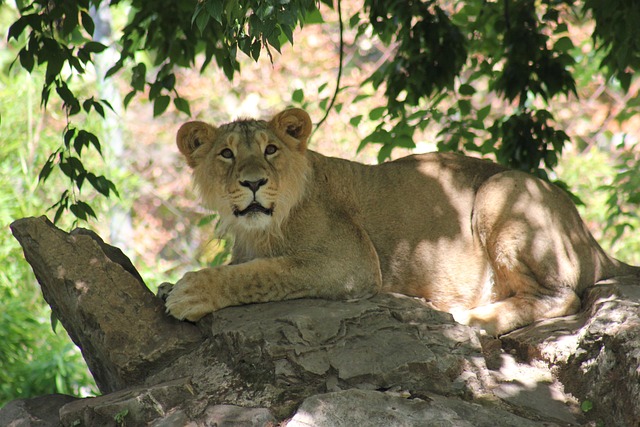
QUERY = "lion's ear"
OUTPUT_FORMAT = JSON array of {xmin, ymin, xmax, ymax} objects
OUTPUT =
[
  {"xmin": 176, "ymin": 121, "xmax": 217, "ymax": 168},
  {"xmin": 269, "ymin": 108, "xmax": 312, "ymax": 151}
]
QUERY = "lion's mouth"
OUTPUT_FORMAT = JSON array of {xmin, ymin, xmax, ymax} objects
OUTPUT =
[{"xmin": 234, "ymin": 202, "xmax": 273, "ymax": 217}]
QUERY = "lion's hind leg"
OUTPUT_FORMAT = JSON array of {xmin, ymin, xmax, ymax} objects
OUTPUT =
[
  {"xmin": 453, "ymin": 288, "xmax": 581, "ymax": 335},
  {"xmin": 464, "ymin": 170, "xmax": 588, "ymax": 335}
]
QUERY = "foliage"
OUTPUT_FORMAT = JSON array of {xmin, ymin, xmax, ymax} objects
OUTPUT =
[
  {"xmin": 6, "ymin": 0, "xmax": 119, "ymax": 224},
  {"xmin": 558, "ymin": 146, "xmax": 640, "ymax": 265},
  {"xmin": 5, "ymin": 0, "xmax": 640, "ymax": 223},
  {"xmin": 353, "ymin": 0, "xmax": 584, "ymax": 178},
  {"xmin": 5, "ymin": 0, "xmax": 327, "ymax": 223},
  {"xmin": 0, "ymin": 68, "xmax": 97, "ymax": 405},
  {"xmin": 584, "ymin": 0, "xmax": 640, "ymax": 91}
]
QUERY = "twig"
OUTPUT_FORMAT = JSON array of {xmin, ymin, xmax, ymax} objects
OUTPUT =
[{"xmin": 314, "ymin": 0, "xmax": 344, "ymax": 133}]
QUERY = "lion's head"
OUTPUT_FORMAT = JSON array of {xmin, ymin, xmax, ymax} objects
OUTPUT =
[{"xmin": 176, "ymin": 108, "xmax": 313, "ymax": 237}]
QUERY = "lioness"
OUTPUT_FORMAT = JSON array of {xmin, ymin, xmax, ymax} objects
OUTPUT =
[{"xmin": 161, "ymin": 108, "xmax": 639, "ymax": 335}]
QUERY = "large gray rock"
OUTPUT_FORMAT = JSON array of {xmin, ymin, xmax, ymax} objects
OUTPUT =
[
  {"xmin": 286, "ymin": 389, "xmax": 551, "ymax": 427},
  {"xmin": 502, "ymin": 279, "xmax": 640, "ymax": 426},
  {"xmin": 10, "ymin": 216, "xmax": 202, "ymax": 393},
  {"xmin": 5, "ymin": 216, "xmax": 640, "ymax": 426},
  {"xmin": 0, "ymin": 394, "xmax": 77, "ymax": 427}
]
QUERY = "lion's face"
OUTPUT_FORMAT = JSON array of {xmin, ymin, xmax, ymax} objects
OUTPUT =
[{"xmin": 177, "ymin": 109, "xmax": 313, "ymax": 235}]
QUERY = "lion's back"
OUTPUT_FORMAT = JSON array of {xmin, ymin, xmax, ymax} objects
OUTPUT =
[{"xmin": 306, "ymin": 151, "xmax": 506, "ymax": 305}]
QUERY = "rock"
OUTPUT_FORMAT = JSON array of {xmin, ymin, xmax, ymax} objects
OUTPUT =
[
  {"xmin": 6, "ymin": 216, "xmax": 640, "ymax": 426},
  {"xmin": 9, "ymin": 216, "xmax": 202, "ymax": 393},
  {"xmin": 0, "ymin": 394, "xmax": 78, "ymax": 427},
  {"xmin": 195, "ymin": 405, "xmax": 277, "ymax": 427},
  {"xmin": 285, "ymin": 389, "xmax": 554, "ymax": 427},
  {"xmin": 59, "ymin": 378, "xmax": 196, "ymax": 427},
  {"xmin": 136, "ymin": 293, "xmax": 490, "ymax": 421},
  {"xmin": 502, "ymin": 279, "xmax": 640, "ymax": 425},
  {"xmin": 196, "ymin": 294, "xmax": 484, "ymax": 409}
]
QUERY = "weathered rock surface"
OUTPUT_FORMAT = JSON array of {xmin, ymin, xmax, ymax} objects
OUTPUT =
[
  {"xmin": 286, "ymin": 389, "xmax": 550, "ymax": 427},
  {"xmin": 9, "ymin": 216, "xmax": 202, "ymax": 393},
  {"xmin": 0, "ymin": 394, "xmax": 78, "ymax": 427},
  {"xmin": 502, "ymin": 279, "xmax": 640, "ymax": 426},
  {"xmin": 4, "ymin": 216, "xmax": 640, "ymax": 426}
]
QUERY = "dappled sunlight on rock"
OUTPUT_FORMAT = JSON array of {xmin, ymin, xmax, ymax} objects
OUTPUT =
[{"xmin": 3, "ymin": 216, "xmax": 640, "ymax": 425}]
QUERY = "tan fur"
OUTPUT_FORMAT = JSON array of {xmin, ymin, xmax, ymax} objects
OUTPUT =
[{"xmin": 164, "ymin": 108, "xmax": 640, "ymax": 335}]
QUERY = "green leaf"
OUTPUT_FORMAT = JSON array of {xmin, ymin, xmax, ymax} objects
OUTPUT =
[
  {"xmin": 87, "ymin": 174, "xmax": 112, "ymax": 197},
  {"xmin": 250, "ymin": 41, "xmax": 262, "ymax": 60},
  {"xmin": 459, "ymin": 83, "xmax": 476, "ymax": 96},
  {"xmin": 174, "ymin": 97, "xmax": 191, "ymax": 116},
  {"xmin": 50, "ymin": 312, "xmax": 59, "ymax": 334},
  {"xmin": 280, "ymin": 24, "xmax": 294, "ymax": 44},
  {"xmin": 350, "ymin": 115, "xmax": 363, "ymax": 127},
  {"xmin": 93, "ymin": 101, "xmax": 105, "ymax": 118},
  {"xmin": 162, "ymin": 73, "xmax": 176, "ymax": 90},
  {"xmin": 348, "ymin": 12, "xmax": 360, "ymax": 28},
  {"xmin": 83, "ymin": 41, "xmax": 107, "ymax": 53},
  {"xmin": 100, "ymin": 99, "xmax": 115, "ymax": 113},
  {"xmin": 123, "ymin": 91, "xmax": 136, "ymax": 108},
  {"xmin": 377, "ymin": 144, "xmax": 393, "ymax": 163},
  {"xmin": 80, "ymin": 11, "xmax": 95, "ymax": 36},
  {"xmin": 8, "ymin": 14, "xmax": 40, "ymax": 40},
  {"xmin": 67, "ymin": 156, "xmax": 86, "ymax": 175},
  {"xmin": 69, "ymin": 203, "xmax": 87, "ymax": 220},
  {"xmin": 83, "ymin": 98, "xmax": 93, "ymax": 113},
  {"xmin": 131, "ymin": 63, "xmax": 147, "ymax": 91},
  {"xmin": 477, "ymin": 105, "xmax": 491, "ymax": 121},
  {"xmin": 52, "ymin": 193, "xmax": 68, "ymax": 224},
  {"xmin": 458, "ymin": 99, "xmax": 471, "ymax": 116},
  {"xmin": 105, "ymin": 62, "xmax": 123, "ymax": 79},
  {"xmin": 205, "ymin": 0, "xmax": 224, "ymax": 24},
  {"xmin": 618, "ymin": 72, "xmax": 632, "ymax": 92},
  {"xmin": 149, "ymin": 82, "xmax": 162, "ymax": 99},
  {"xmin": 64, "ymin": 127, "xmax": 76, "ymax": 148},
  {"xmin": 292, "ymin": 88, "xmax": 304, "ymax": 104},
  {"xmin": 38, "ymin": 153, "xmax": 57, "ymax": 183},
  {"xmin": 353, "ymin": 93, "xmax": 371, "ymax": 103},
  {"xmin": 195, "ymin": 9, "xmax": 210, "ymax": 34},
  {"xmin": 305, "ymin": 9, "xmax": 325, "ymax": 25},
  {"xmin": 19, "ymin": 49, "xmax": 34, "ymax": 72},
  {"xmin": 73, "ymin": 133, "xmax": 86, "ymax": 155},
  {"xmin": 554, "ymin": 36, "xmax": 574, "ymax": 53},
  {"xmin": 369, "ymin": 106, "xmax": 386, "ymax": 120},
  {"xmin": 580, "ymin": 400, "xmax": 593, "ymax": 413},
  {"xmin": 153, "ymin": 95, "xmax": 171, "ymax": 116},
  {"xmin": 70, "ymin": 201, "xmax": 97, "ymax": 220},
  {"xmin": 197, "ymin": 214, "xmax": 217, "ymax": 227}
]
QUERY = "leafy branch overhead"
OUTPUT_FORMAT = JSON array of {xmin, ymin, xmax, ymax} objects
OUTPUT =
[{"xmin": 4, "ymin": 0, "xmax": 640, "ymax": 223}]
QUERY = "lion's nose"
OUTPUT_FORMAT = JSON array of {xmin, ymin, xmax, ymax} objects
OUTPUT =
[{"xmin": 240, "ymin": 178, "xmax": 268, "ymax": 193}]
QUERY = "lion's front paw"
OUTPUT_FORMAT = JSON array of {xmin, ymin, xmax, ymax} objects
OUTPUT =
[
  {"xmin": 450, "ymin": 307, "xmax": 497, "ymax": 336},
  {"xmin": 164, "ymin": 271, "xmax": 220, "ymax": 322},
  {"xmin": 157, "ymin": 282, "xmax": 173, "ymax": 302}
]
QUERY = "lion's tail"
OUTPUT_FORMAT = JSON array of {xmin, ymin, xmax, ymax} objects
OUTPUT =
[{"xmin": 600, "ymin": 255, "xmax": 640, "ymax": 282}]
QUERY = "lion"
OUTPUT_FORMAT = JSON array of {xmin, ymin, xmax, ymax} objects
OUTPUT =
[{"xmin": 160, "ymin": 107, "xmax": 640, "ymax": 335}]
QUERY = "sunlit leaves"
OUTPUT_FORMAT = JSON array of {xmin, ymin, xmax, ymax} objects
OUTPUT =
[
  {"xmin": 7, "ymin": 0, "xmax": 640, "ymax": 223},
  {"xmin": 584, "ymin": 0, "xmax": 640, "ymax": 91},
  {"xmin": 490, "ymin": 109, "xmax": 570, "ymax": 178},
  {"xmin": 5, "ymin": 1, "xmax": 127, "ymax": 223},
  {"xmin": 351, "ymin": 0, "xmax": 592, "ymax": 176}
]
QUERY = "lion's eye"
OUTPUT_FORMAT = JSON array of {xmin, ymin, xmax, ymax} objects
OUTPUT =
[
  {"xmin": 265, "ymin": 144, "xmax": 278, "ymax": 156},
  {"xmin": 220, "ymin": 148, "xmax": 234, "ymax": 159}
]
